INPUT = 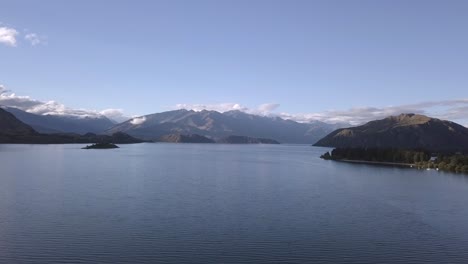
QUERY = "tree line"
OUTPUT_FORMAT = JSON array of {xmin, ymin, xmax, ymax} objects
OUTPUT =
[
  {"xmin": 320, "ymin": 148, "xmax": 430, "ymax": 163},
  {"xmin": 419, "ymin": 154, "xmax": 468, "ymax": 173},
  {"xmin": 320, "ymin": 148, "xmax": 468, "ymax": 174}
]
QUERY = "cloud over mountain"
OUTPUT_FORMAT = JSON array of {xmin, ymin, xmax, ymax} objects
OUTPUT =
[
  {"xmin": 2, "ymin": 84, "xmax": 467, "ymax": 127},
  {"xmin": 258, "ymin": 103, "xmax": 280, "ymax": 114},
  {"xmin": 0, "ymin": 85, "xmax": 128, "ymax": 122},
  {"xmin": 175, "ymin": 99, "xmax": 468, "ymax": 126},
  {"xmin": 175, "ymin": 103, "xmax": 248, "ymax": 113},
  {"xmin": 130, "ymin": 116, "xmax": 147, "ymax": 125},
  {"xmin": 174, "ymin": 102, "xmax": 281, "ymax": 116},
  {"xmin": 293, "ymin": 100, "xmax": 468, "ymax": 125}
]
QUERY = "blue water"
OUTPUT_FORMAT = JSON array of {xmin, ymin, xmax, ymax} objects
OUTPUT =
[{"xmin": 1, "ymin": 143, "xmax": 468, "ymax": 263}]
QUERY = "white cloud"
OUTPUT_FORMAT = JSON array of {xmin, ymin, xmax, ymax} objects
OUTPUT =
[
  {"xmin": 2, "ymin": 85, "xmax": 468, "ymax": 127},
  {"xmin": 0, "ymin": 23, "xmax": 46, "ymax": 47},
  {"xmin": 0, "ymin": 84, "xmax": 129, "ymax": 121},
  {"xmin": 174, "ymin": 102, "xmax": 282, "ymax": 116},
  {"xmin": 130, "ymin": 116, "xmax": 146, "ymax": 125},
  {"xmin": 99, "ymin": 109, "xmax": 128, "ymax": 122},
  {"xmin": 257, "ymin": 103, "xmax": 280, "ymax": 114},
  {"xmin": 24, "ymin": 33, "xmax": 46, "ymax": 46},
  {"xmin": 175, "ymin": 103, "xmax": 249, "ymax": 113},
  {"xmin": 278, "ymin": 100, "xmax": 468, "ymax": 125},
  {"xmin": 0, "ymin": 26, "xmax": 18, "ymax": 47}
]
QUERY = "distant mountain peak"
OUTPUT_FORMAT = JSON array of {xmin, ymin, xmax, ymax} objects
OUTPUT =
[
  {"xmin": 2, "ymin": 107, "xmax": 115, "ymax": 134},
  {"xmin": 314, "ymin": 113, "xmax": 468, "ymax": 152},
  {"xmin": 398, "ymin": 113, "xmax": 416, "ymax": 117},
  {"xmin": 0, "ymin": 108, "xmax": 37, "ymax": 135},
  {"xmin": 224, "ymin": 110, "xmax": 244, "ymax": 114},
  {"xmin": 390, "ymin": 113, "xmax": 431, "ymax": 124}
]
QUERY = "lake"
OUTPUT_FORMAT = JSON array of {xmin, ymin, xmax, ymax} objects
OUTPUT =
[{"xmin": 1, "ymin": 143, "xmax": 468, "ymax": 263}]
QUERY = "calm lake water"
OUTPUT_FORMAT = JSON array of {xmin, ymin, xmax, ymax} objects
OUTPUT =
[{"xmin": 1, "ymin": 143, "xmax": 468, "ymax": 263}]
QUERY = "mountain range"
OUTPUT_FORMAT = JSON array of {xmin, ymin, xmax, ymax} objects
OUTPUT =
[
  {"xmin": 105, "ymin": 109, "xmax": 345, "ymax": 144},
  {"xmin": 2, "ymin": 106, "xmax": 116, "ymax": 134},
  {"xmin": 2, "ymin": 105, "xmax": 468, "ymax": 151},
  {"xmin": 0, "ymin": 108, "xmax": 142, "ymax": 144},
  {"xmin": 314, "ymin": 113, "xmax": 468, "ymax": 152},
  {"xmin": 0, "ymin": 108, "xmax": 37, "ymax": 137}
]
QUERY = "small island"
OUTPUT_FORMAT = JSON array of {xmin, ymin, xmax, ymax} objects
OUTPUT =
[{"xmin": 82, "ymin": 143, "xmax": 120, "ymax": 149}]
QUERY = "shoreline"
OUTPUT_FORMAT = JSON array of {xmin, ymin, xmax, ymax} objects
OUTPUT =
[{"xmin": 336, "ymin": 159, "xmax": 415, "ymax": 167}]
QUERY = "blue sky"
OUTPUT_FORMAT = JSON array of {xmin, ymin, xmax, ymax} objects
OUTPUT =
[{"xmin": 1, "ymin": 0, "xmax": 468, "ymax": 125}]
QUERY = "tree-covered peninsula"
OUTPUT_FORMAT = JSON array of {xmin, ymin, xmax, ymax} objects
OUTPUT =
[
  {"xmin": 321, "ymin": 148, "xmax": 468, "ymax": 174},
  {"xmin": 320, "ymin": 148, "xmax": 430, "ymax": 164}
]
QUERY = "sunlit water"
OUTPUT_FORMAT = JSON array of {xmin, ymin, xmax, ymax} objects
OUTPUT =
[{"xmin": 1, "ymin": 143, "xmax": 468, "ymax": 263}]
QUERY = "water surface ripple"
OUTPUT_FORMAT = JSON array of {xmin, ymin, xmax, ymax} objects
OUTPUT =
[{"xmin": 1, "ymin": 143, "xmax": 468, "ymax": 263}]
